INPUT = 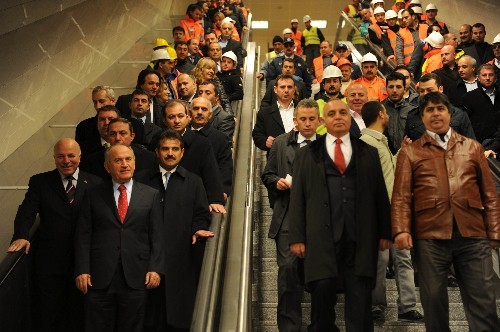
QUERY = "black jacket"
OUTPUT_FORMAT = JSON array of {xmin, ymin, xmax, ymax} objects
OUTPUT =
[
  {"xmin": 75, "ymin": 116, "xmax": 103, "ymax": 157},
  {"xmin": 462, "ymin": 84, "xmax": 500, "ymax": 144},
  {"xmin": 115, "ymin": 94, "xmax": 163, "ymax": 127},
  {"xmin": 252, "ymin": 102, "xmax": 287, "ymax": 152},
  {"xmin": 217, "ymin": 69, "xmax": 244, "ymax": 101},
  {"xmin": 221, "ymin": 39, "xmax": 244, "ymax": 68},
  {"xmin": 209, "ymin": 105, "xmax": 235, "ymax": 141},
  {"xmin": 267, "ymin": 55, "xmax": 312, "ymax": 88},
  {"xmin": 432, "ymin": 66, "xmax": 467, "ymax": 108}
]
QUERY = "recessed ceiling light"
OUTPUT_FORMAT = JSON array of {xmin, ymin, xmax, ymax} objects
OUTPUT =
[
  {"xmin": 312, "ymin": 20, "xmax": 327, "ymax": 29},
  {"xmin": 252, "ymin": 21, "xmax": 269, "ymax": 29}
]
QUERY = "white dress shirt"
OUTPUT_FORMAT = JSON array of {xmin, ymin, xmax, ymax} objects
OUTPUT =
[
  {"xmin": 113, "ymin": 179, "xmax": 133, "ymax": 206},
  {"xmin": 159, "ymin": 165, "xmax": 177, "ymax": 189},
  {"xmin": 278, "ymin": 100, "xmax": 295, "ymax": 133},
  {"xmin": 297, "ymin": 132, "xmax": 317, "ymax": 147},
  {"xmin": 326, "ymin": 132, "xmax": 352, "ymax": 167},
  {"xmin": 426, "ymin": 128, "xmax": 451, "ymax": 150},
  {"xmin": 60, "ymin": 168, "xmax": 79, "ymax": 189},
  {"xmin": 350, "ymin": 109, "xmax": 366, "ymax": 131}
]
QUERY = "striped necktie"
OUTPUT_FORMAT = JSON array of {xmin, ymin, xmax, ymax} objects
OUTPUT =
[{"xmin": 65, "ymin": 176, "xmax": 75, "ymax": 204}]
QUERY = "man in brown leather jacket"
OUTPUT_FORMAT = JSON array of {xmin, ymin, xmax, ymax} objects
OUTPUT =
[{"xmin": 391, "ymin": 92, "xmax": 500, "ymax": 332}]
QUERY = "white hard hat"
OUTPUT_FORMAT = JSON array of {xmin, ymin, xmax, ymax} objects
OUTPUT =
[
  {"xmin": 425, "ymin": 31, "xmax": 445, "ymax": 48},
  {"xmin": 303, "ymin": 15, "xmax": 311, "ymax": 23},
  {"xmin": 371, "ymin": 0, "xmax": 384, "ymax": 4},
  {"xmin": 291, "ymin": 18, "xmax": 299, "ymax": 23},
  {"xmin": 361, "ymin": 52, "xmax": 378, "ymax": 63},
  {"xmin": 493, "ymin": 33, "xmax": 500, "ymax": 44},
  {"xmin": 385, "ymin": 10, "xmax": 398, "ymax": 20},
  {"xmin": 425, "ymin": 3, "xmax": 437, "ymax": 11},
  {"xmin": 322, "ymin": 65, "xmax": 343, "ymax": 79},
  {"xmin": 398, "ymin": 9, "xmax": 404, "ymax": 19},
  {"xmin": 412, "ymin": 6, "xmax": 423, "ymax": 14},
  {"xmin": 222, "ymin": 17, "xmax": 235, "ymax": 25},
  {"xmin": 374, "ymin": 7, "xmax": 385, "ymax": 15},
  {"xmin": 409, "ymin": 0, "xmax": 421, "ymax": 4},
  {"xmin": 222, "ymin": 51, "xmax": 237, "ymax": 63},
  {"xmin": 151, "ymin": 49, "xmax": 170, "ymax": 61},
  {"xmin": 283, "ymin": 28, "xmax": 293, "ymax": 35}
]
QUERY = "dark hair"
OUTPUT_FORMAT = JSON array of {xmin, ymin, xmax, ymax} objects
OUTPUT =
[
  {"xmin": 131, "ymin": 89, "xmax": 151, "ymax": 103},
  {"xmin": 198, "ymin": 79, "xmax": 220, "ymax": 96},
  {"xmin": 108, "ymin": 118, "xmax": 134, "ymax": 134},
  {"xmin": 174, "ymin": 41, "xmax": 188, "ymax": 50},
  {"xmin": 186, "ymin": 4, "xmax": 202, "ymax": 15},
  {"xmin": 275, "ymin": 74, "xmax": 295, "ymax": 87},
  {"xmin": 386, "ymin": 72, "xmax": 406, "ymax": 88},
  {"xmin": 97, "ymin": 105, "xmax": 121, "ymax": 116},
  {"xmin": 204, "ymin": 28, "xmax": 216, "ymax": 36},
  {"xmin": 403, "ymin": 7, "xmax": 416, "ymax": 17},
  {"xmin": 172, "ymin": 26, "xmax": 184, "ymax": 35},
  {"xmin": 427, "ymin": 23, "xmax": 443, "ymax": 35},
  {"xmin": 163, "ymin": 99, "xmax": 189, "ymax": 118},
  {"xmin": 157, "ymin": 129, "xmax": 184, "ymax": 149},
  {"xmin": 472, "ymin": 23, "xmax": 485, "ymax": 30},
  {"xmin": 419, "ymin": 73, "xmax": 442, "ymax": 87},
  {"xmin": 361, "ymin": 101, "xmax": 385, "ymax": 127},
  {"xmin": 135, "ymin": 68, "xmax": 160, "ymax": 90},
  {"xmin": 283, "ymin": 58, "xmax": 296, "ymax": 67},
  {"xmin": 419, "ymin": 92, "xmax": 451, "ymax": 116}
]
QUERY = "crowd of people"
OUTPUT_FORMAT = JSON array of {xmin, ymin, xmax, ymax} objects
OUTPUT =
[
  {"xmin": 4, "ymin": 0, "xmax": 500, "ymax": 331},
  {"xmin": 253, "ymin": 0, "xmax": 500, "ymax": 331}
]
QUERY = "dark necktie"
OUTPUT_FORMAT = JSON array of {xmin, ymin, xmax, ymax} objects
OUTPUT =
[
  {"xmin": 117, "ymin": 185, "xmax": 128, "ymax": 223},
  {"xmin": 334, "ymin": 138, "xmax": 346, "ymax": 174},
  {"xmin": 303, "ymin": 139, "xmax": 312, "ymax": 146},
  {"xmin": 438, "ymin": 133, "xmax": 447, "ymax": 143},
  {"xmin": 65, "ymin": 176, "xmax": 75, "ymax": 204},
  {"xmin": 145, "ymin": 103, "xmax": 152, "ymax": 124}
]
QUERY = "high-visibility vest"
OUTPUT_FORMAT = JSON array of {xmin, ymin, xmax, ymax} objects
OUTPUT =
[
  {"xmin": 422, "ymin": 48, "xmax": 442, "ymax": 74},
  {"xmin": 313, "ymin": 55, "xmax": 339, "ymax": 82},
  {"xmin": 180, "ymin": 15, "xmax": 204, "ymax": 43},
  {"xmin": 303, "ymin": 27, "xmax": 321, "ymax": 46},
  {"xmin": 399, "ymin": 27, "xmax": 415, "ymax": 66},
  {"xmin": 291, "ymin": 30, "xmax": 303, "ymax": 56},
  {"xmin": 350, "ymin": 76, "xmax": 388, "ymax": 101},
  {"xmin": 386, "ymin": 29, "xmax": 398, "ymax": 54},
  {"xmin": 416, "ymin": 23, "xmax": 428, "ymax": 42}
]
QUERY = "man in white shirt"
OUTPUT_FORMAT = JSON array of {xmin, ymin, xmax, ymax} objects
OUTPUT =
[{"xmin": 345, "ymin": 82, "xmax": 368, "ymax": 137}]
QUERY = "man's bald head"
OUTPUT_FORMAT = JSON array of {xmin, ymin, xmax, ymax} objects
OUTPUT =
[
  {"xmin": 345, "ymin": 83, "xmax": 369, "ymax": 113},
  {"xmin": 53, "ymin": 138, "xmax": 81, "ymax": 176}
]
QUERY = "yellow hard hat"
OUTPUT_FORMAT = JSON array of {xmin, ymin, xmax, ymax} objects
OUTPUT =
[
  {"xmin": 166, "ymin": 46, "xmax": 177, "ymax": 60},
  {"xmin": 153, "ymin": 38, "xmax": 169, "ymax": 50}
]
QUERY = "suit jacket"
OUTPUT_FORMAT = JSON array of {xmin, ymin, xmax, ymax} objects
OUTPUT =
[
  {"xmin": 261, "ymin": 78, "xmax": 311, "ymax": 106},
  {"xmin": 195, "ymin": 125, "xmax": 234, "ymax": 196},
  {"xmin": 267, "ymin": 55, "xmax": 312, "ymax": 87},
  {"xmin": 181, "ymin": 129, "xmax": 225, "ymax": 204},
  {"xmin": 75, "ymin": 116, "xmax": 103, "ymax": 157},
  {"xmin": 134, "ymin": 166, "xmax": 210, "ymax": 328},
  {"xmin": 74, "ymin": 180, "xmax": 163, "ymax": 289},
  {"xmin": 288, "ymin": 135, "xmax": 391, "ymax": 284},
  {"xmin": 462, "ymin": 85, "xmax": 500, "ymax": 144},
  {"xmin": 79, "ymin": 144, "xmax": 157, "ymax": 180},
  {"xmin": 252, "ymin": 102, "xmax": 287, "ymax": 152},
  {"xmin": 12, "ymin": 169, "xmax": 101, "ymax": 277},
  {"xmin": 115, "ymin": 94, "xmax": 163, "ymax": 127},
  {"xmin": 432, "ymin": 66, "xmax": 467, "ymax": 108},
  {"xmin": 463, "ymin": 42, "xmax": 494, "ymax": 65},
  {"xmin": 209, "ymin": 105, "xmax": 235, "ymax": 141},
  {"xmin": 221, "ymin": 38, "xmax": 244, "ymax": 68},
  {"xmin": 261, "ymin": 131, "xmax": 301, "ymax": 238}
]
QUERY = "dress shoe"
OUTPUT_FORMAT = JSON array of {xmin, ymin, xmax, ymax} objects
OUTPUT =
[{"xmin": 398, "ymin": 310, "xmax": 424, "ymax": 322}]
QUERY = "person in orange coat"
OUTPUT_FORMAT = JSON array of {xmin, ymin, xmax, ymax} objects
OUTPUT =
[
  {"xmin": 180, "ymin": 4, "xmax": 205, "ymax": 44},
  {"xmin": 349, "ymin": 52, "xmax": 388, "ymax": 101},
  {"xmin": 290, "ymin": 18, "xmax": 303, "ymax": 56},
  {"xmin": 422, "ymin": 31, "xmax": 444, "ymax": 75},
  {"xmin": 313, "ymin": 41, "xmax": 339, "ymax": 83}
]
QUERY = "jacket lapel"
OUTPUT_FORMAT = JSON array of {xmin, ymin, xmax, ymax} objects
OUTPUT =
[
  {"xmin": 124, "ymin": 181, "xmax": 142, "ymax": 224},
  {"xmin": 270, "ymin": 104, "xmax": 285, "ymax": 131},
  {"xmin": 49, "ymin": 169, "xmax": 70, "ymax": 204}
]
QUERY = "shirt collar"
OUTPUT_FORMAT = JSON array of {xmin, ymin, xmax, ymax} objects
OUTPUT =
[
  {"xmin": 112, "ymin": 178, "xmax": 133, "ymax": 190},
  {"xmin": 59, "ymin": 168, "xmax": 79, "ymax": 182},
  {"xmin": 426, "ymin": 128, "xmax": 451, "ymax": 143},
  {"xmin": 159, "ymin": 165, "xmax": 178, "ymax": 176},
  {"xmin": 277, "ymin": 100, "xmax": 294, "ymax": 111},
  {"xmin": 297, "ymin": 132, "xmax": 317, "ymax": 144},
  {"xmin": 326, "ymin": 132, "xmax": 350, "ymax": 145}
]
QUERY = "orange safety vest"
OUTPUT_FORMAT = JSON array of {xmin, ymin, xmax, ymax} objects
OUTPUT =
[
  {"xmin": 386, "ymin": 29, "xmax": 398, "ymax": 55},
  {"xmin": 398, "ymin": 27, "xmax": 415, "ymax": 66},
  {"xmin": 422, "ymin": 48, "xmax": 442, "ymax": 74},
  {"xmin": 292, "ymin": 30, "xmax": 303, "ymax": 56},
  {"xmin": 350, "ymin": 76, "xmax": 388, "ymax": 102},
  {"xmin": 313, "ymin": 55, "xmax": 339, "ymax": 82},
  {"xmin": 416, "ymin": 23, "xmax": 429, "ymax": 42},
  {"xmin": 180, "ymin": 15, "xmax": 204, "ymax": 43}
]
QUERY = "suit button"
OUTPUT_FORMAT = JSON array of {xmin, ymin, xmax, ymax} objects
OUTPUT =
[
  {"xmin": 343, "ymin": 199, "xmax": 347, "ymax": 203},
  {"xmin": 342, "ymin": 187, "xmax": 347, "ymax": 191}
]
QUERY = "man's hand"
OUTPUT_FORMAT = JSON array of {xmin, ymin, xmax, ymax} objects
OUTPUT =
[
  {"xmin": 257, "ymin": 73, "xmax": 264, "ymax": 80},
  {"xmin": 379, "ymin": 239, "xmax": 392, "ymax": 251},
  {"xmin": 276, "ymin": 178, "xmax": 291, "ymax": 191},
  {"xmin": 290, "ymin": 243, "xmax": 306, "ymax": 258},
  {"xmin": 401, "ymin": 136, "xmax": 412, "ymax": 148},
  {"xmin": 7, "ymin": 239, "xmax": 30, "ymax": 254},
  {"xmin": 394, "ymin": 232, "xmax": 413, "ymax": 250},
  {"xmin": 209, "ymin": 203, "xmax": 227, "ymax": 214},
  {"xmin": 387, "ymin": 55, "xmax": 396, "ymax": 63},
  {"xmin": 490, "ymin": 240, "xmax": 500, "ymax": 248},
  {"xmin": 266, "ymin": 136, "xmax": 275, "ymax": 149},
  {"xmin": 242, "ymin": 26, "xmax": 249, "ymax": 31},
  {"xmin": 75, "ymin": 274, "xmax": 92, "ymax": 294},
  {"xmin": 484, "ymin": 150, "xmax": 497, "ymax": 158},
  {"xmin": 145, "ymin": 272, "xmax": 160, "ymax": 289},
  {"xmin": 192, "ymin": 230, "xmax": 215, "ymax": 244}
]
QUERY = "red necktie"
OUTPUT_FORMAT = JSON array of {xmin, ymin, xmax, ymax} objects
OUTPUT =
[
  {"xmin": 118, "ymin": 185, "xmax": 128, "ymax": 223},
  {"xmin": 334, "ymin": 138, "xmax": 346, "ymax": 174}
]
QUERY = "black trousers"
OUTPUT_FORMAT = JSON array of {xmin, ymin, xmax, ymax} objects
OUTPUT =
[
  {"xmin": 307, "ymin": 237, "xmax": 374, "ymax": 332},
  {"xmin": 275, "ymin": 229, "xmax": 304, "ymax": 332},
  {"xmin": 84, "ymin": 262, "xmax": 146, "ymax": 332},
  {"xmin": 415, "ymin": 232, "xmax": 500, "ymax": 332}
]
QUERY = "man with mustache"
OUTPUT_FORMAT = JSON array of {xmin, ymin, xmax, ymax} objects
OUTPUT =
[
  {"xmin": 349, "ymin": 52, "xmax": 388, "ymax": 101},
  {"xmin": 135, "ymin": 130, "xmax": 214, "ymax": 331}
]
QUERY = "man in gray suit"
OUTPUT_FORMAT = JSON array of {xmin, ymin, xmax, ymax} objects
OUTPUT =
[{"xmin": 261, "ymin": 99, "xmax": 321, "ymax": 331}]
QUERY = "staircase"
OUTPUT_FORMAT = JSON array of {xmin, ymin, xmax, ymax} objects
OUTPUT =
[{"xmin": 251, "ymin": 151, "xmax": 500, "ymax": 332}]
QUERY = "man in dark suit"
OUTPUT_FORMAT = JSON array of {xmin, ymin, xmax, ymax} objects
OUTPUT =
[
  {"xmin": 345, "ymin": 83, "xmax": 368, "ymax": 138},
  {"xmin": 262, "ymin": 58, "xmax": 311, "ymax": 106},
  {"xmin": 252, "ymin": 74, "xmax": 297, "ymax": 153},
  {"xmin": 128, "ymin": 89, "xmax": 163, "ymax": 150},
  {"xmin": 77, "ymin": 104, "xmax": 118, "ymax": 159},
  {"xmin": 75, "ymin": 144, "xmax": 163, "ymax": 332},
  {"xmin": 288, "ymin": 99, "xmax": 392, "ymax": 331},
  {"xmin": 261, "ymin": 99, "xmax": 321, "ymax": 331},
  {"xmin": 219, "ymin": 20, "xmax": 244, "ymax": 69},
  {"xmin": 163, "ymin": 99, "xmax": 226, "ymax": 213},
  {"xmin": 190, "ymin": 97, "xmax": 233, "ymax": 198},
  {"xmin": 115, "ymin": 68, "xmax": 163, "ymax": 127},
  {"xmin": 7, "ymin": 138, "xmax": 101, "ymax": 332},
  {"xmin": 75, "ymin": 86, "xmax": 116, "ymax": 157},
  {"xmin": 79, "ymin": 118, "xmax": 157, "ymax": 180},
  {"xmin": 198, "ymin": 80, "xmax": 235, "ymax": 141},
  {"xmin": 463, "ymin": 23, "xmax": 494, "ymax": 65},
  {"xmin": 135, "ymin": 130, "xmax": 214, "ymax": 331}
]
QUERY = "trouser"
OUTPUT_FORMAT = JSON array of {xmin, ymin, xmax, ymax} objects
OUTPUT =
[
  {"xmin": 304, "ymin": 45, "xmax": 320, "ymax": 73},
  {"xmin": 307, "ymin": 237, "xmax": 374, "ymax": 332},
  {"xmin": 85, "ymin": 262, "xmax": 146, "ymax": 332},
  {"xmin": 415, "ymin": 234, "xmax": 500, "ymax": 332},
  {"xmin": 275, "ymin": 229, "xmax": 304, "ymax": 332}
]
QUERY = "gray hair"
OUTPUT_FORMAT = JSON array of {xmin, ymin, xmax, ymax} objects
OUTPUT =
[
  {"xmin": 92, "ymin": 85, "xmax": 115, "ymax": 99},
  {"xmin": 458, "ymin": 55, "xmax": 477, "ymax": 69},
  {"xmin": 104, "ymin": 144, "xmax": 135, "ymax": 164}
]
